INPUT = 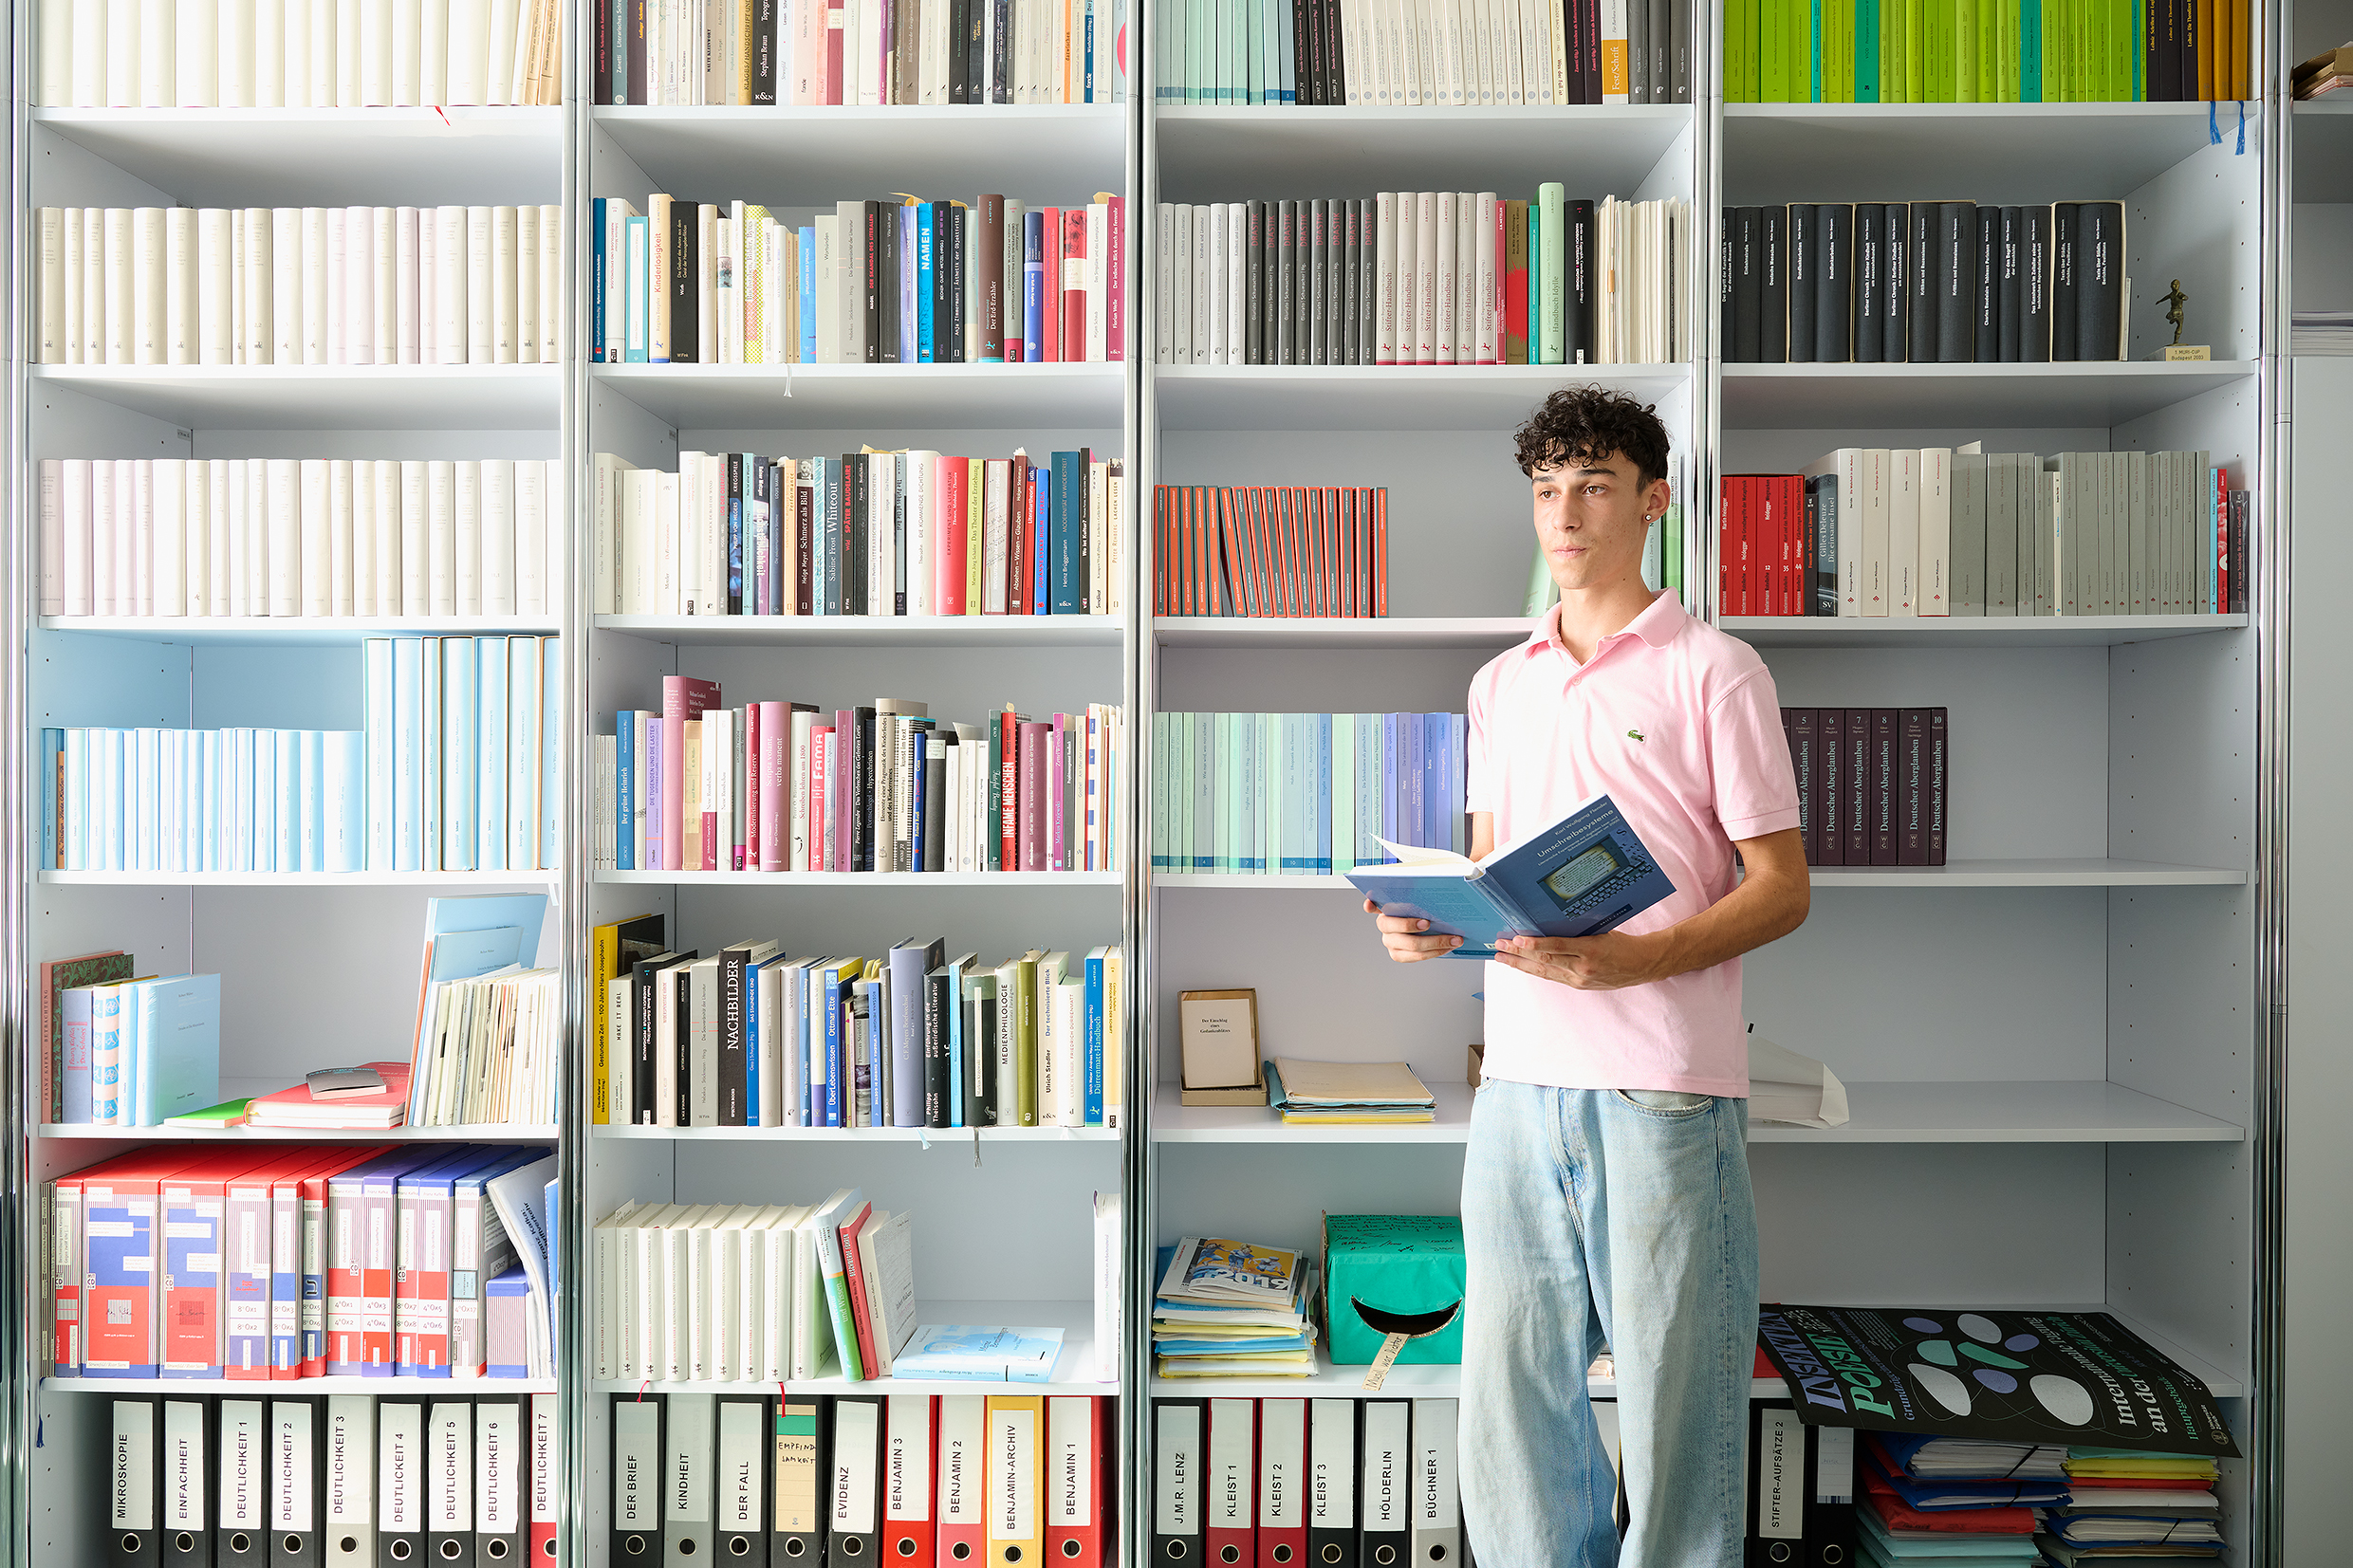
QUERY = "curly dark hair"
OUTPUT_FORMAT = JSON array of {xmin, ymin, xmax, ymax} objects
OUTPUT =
[{"xmin": 1511, "ymin": 385, "xmax": 1672, "ymax": 487}]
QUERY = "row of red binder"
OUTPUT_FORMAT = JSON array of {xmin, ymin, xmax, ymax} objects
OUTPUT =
[
  {"xmin": 1155, "ymin": 485, "xmax": 1390, "ymax": 618},
  {"xmin": 611, "ymin": 1391, "xmax": 1116, "ymax": 1566}
]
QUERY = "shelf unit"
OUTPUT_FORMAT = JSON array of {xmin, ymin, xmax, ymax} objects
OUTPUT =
[
  {"xmin": 573, "ymin": 78, "xmax": 1141, "ymax": 1568},
  {"xmin": 3, "ymin": 4, "xmax": 2318, "ymax": 1567},
  {"xmin": 1135, "ymin": 9, "xmax": 2275, "ymax": 1568},
  {"xmin": 7, "ymin": 34, "xmax": 573, "ymax": 1568}
]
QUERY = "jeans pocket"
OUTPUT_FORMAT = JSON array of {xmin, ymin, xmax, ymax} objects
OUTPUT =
[{"xmin": 1613, "ymin": 1087, "xmax": 1714, "ymax": 1116}]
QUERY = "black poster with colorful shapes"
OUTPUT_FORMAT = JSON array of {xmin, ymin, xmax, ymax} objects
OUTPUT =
[{"xmin": 1754, "ymin": 1304, "xmax": 2240, "ymax": 1457}]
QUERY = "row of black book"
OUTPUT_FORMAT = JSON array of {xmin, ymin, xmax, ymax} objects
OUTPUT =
[
  {"xmin": 1722, "ymin": 201, "xmax": 2128, "ymax": 364},
  {"xmin": 1784, "ymin": 707, "xmax": 1949, "ymax": 867}
]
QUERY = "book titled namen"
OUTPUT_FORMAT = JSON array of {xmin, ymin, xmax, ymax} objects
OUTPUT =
[{"xmin": 1345, "ymin": 793, "xmax": 1675, "ymax": 958}]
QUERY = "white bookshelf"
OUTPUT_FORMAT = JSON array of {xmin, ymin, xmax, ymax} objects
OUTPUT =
[
  {"xmin": 575, "ymin": 67, "xmax": 1140, "ymax": 1565},
  {"xmin": 9, "ymin": 36, "xmax": 573, "ymax": 1568},
  {"xmin": 1135, "ymin": 5, "xmax": 2275, "ymax": 1562}
]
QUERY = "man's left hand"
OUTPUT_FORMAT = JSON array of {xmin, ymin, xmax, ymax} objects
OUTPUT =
[{"xmin": 1491, "ymin": 930, "xmax": 1667, "ymax": 991}]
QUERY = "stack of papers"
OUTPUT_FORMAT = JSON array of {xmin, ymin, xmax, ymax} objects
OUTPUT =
[
  {"xmin": 1859, "ymin": 1433, "xmax": 2059, "ymax": 1568},
  {"xmin": 1882, "ymin": 1434, "xmax": 2068, "ymax": 1481},
  {"xmin": 1267, "ymin": 1058, "xmax": 1436, "ymax": 1125},
  {"xmin": 1152, "ymin": 1239, "xmax": 1320, "ymax": 1378},
  {"xmin": 2291, "ymin": 310, "xmax": 2353, "ymax": 354}
]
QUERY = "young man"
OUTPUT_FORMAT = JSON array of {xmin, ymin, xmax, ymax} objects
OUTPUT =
[{"xmin": 1364, "ymin": 387, "xmax": 1808, "ymax": 1566}]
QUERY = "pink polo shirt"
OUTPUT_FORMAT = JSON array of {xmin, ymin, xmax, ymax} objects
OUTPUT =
[{"xmin": 1465, "ymin": 591, "xmax": 1800, "ymax": 1096}]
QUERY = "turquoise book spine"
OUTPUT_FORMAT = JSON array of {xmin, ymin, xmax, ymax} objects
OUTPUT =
[{"xmin": 1537, "ymin": 183, "xmax": 1566, "ymax": 364}]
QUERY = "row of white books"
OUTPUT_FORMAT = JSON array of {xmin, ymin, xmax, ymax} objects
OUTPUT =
[
  {"xmin": 35, "ymin": 0, "xmax": 563, "ymax": 106},
  {"xmin": 34, "ymin": 204, "xmax": 564, "ymax": 367},
  {"xmin": 37, "ymin": 457, "xmax": 563, "ymax": 619},
  {"xmin": 592, "ymin": 1190, "xmax": 915, "ymax": 1383},
  {"xmin": 413, "ymin": 966, "xmax": 561, "ymax": 1126}
]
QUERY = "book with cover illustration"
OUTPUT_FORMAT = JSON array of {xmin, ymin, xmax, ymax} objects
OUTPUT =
[
  {"xmin": 1158, "ymin": 1238, "xmax": 1305, "ymax": 1305},
  {"xmin": 891, "ymin": 1325, "xmax": 1064, "ymax": 1382},
  {"xmin": 1346, "ymin": 791, "xmax": 1674, "ymax": 958}
]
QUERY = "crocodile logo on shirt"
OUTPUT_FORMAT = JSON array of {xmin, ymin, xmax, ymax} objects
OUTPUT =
[{"xmin": 1626, "ymin": 728, "xmax": 1646, "ymax": 744}]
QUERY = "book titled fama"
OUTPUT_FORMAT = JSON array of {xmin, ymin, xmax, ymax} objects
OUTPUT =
[{"xmin": 1346, "ymin": 793, "xmax": 1674, "ymax": 959}]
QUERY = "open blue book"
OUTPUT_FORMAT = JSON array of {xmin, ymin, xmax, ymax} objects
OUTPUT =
[{"xmin": 1345, "ymin": 792, "xmax": 1675, "ymax": 959}]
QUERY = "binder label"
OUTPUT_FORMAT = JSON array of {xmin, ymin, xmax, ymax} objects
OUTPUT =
[
  {"xmin": 991, "ymin": 1406, "xmax": 1033, "ymax": 1541},
  {"xmin": 1047, "ymin": 1398, "xmax": 1090, "ymax": 1526},
  {"xmin": 111, "ymin": 1399, "xmax": 155, "ymax": 1531},
  {"xmin": 275, "ymin": 1402, "xmax": 316, "ymax": 1531},
  {"xmin": 479, "ymin": 1402, "xmax": 520, "ymax": 1532},
  {"xmin": 380, "ymin": 1403, "xmax": 424, "ymax": 1533},
  {"xmin": 615, "ymin": 1399, "xmax": 660, "ymax": 1529},
  {"xmin": 1757, "ymin": 1411, "xmax": 1803, "ymax": 1539},
  {"xmin": 164, "ymin": 1400, "xmax": 206, "ymax": 1530},
  {"xmin": 221, "ymin": 1401, "xmax": 267, "ymax": 1530},
  {"xmin": 719, "ymin": 1402, "xmax": 764, "ymax": 1533},
  {"xmin": 326, "ymin": 1397, "xmax": 371, "ymax": 1526},
  {"xmin": 433, "ymin": 1404, "xmax": 473, "ymax": 1532},
  {"xmin": 885, "ymin": 1395, "xmax": 933, "ymax": 1522},
  {"xmin": 833, "ymin": 1401, "xmax": 879, "ymax": 1533}
]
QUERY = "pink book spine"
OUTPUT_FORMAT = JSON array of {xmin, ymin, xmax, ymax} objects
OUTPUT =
[
  {"xmin": 1105, "ymin": 196, "xmax": 1125, "ymax": 362},
  {"xmin": 1047, "ymin": 714, "xmax": 1066, "ymax": 872},
  {"xmin": 938, "ymin": 459, "xmax": 968, "ymax": 614},
  {"xmin": 1019, "ymin": 720, "xmax": 1050, "ymax": 871},
  {"xmin": 759, "ymin": 702, "xmax": 789, "ymax": 871},
  {"xmin": 808, "ymin": 728, "xmax": 831, "ymax": 873}
]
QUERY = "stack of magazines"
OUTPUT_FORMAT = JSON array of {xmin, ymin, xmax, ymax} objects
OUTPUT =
[
  {"xmin": 1266, "ymin": 1058, "xmax": 1436, "ymax": 1125},
  {"xmin": 1152, "ymin": 1237, "xmax": 1320, "ymax": 1379}
]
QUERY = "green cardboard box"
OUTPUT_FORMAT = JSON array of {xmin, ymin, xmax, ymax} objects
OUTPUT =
[{"xmin": 1322, "ymin": 1213, "xmax": 1467, "ymax": 1366}]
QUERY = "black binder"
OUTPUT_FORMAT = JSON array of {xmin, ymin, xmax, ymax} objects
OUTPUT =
[
  {"xmin": 770, "ymin": 1396, "xmax": 829, "ymax": 1565},
  {"xmin": 472, "ymin": 1399, "xmax": 526, "ymax": 1565},
  {"xmin": 162, "ymin": 1395, "xmax": 216, "ymax": 1568},
  {"xmin": 216, "ymin": 1398, "xmax": 269, "ymax": 1568},
  {"xmin": 1305, "ymin": 1398, "xmax": 1358, "ymax": 1568},
  {"xmin": 1743, "ymin": 1401, "xmax": 1807, "ymax": 1567},
  {"xmin": 827, "ymin": 1395, "xmax": 884, "ymax": 1564},
  {"xmin": 270, "ymin": 1397, "xmax": 325, "ymax": 1568},
  {"xmin": 375, "ymin": 1399, "xmax": 426, "ymax": 1568},
  {"xmin": 716, "ymin": 1395, "xmax": 772, "ymax": 1565},
  {"xmin": 1151, "ymin": 1400, "xmax": 1204, "ymax": 1567},
  {"xmin": 110, "ymin": 1395, "xmax": 163, "ymax": 1568},
  {"xmin": 611, "ymin": 1394, "xmax": 666, "ymax": 1565}
]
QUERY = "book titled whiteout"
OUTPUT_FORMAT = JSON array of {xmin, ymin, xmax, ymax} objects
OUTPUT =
[
  {"xmin": 1346, "ymin": 793, "xmax": 1676, "ymax": 959},
  {"xmin": 892, "ymin": 1326, "xmax": 1065, "ymax": 1382}
]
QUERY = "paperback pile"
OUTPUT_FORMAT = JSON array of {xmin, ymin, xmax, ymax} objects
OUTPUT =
[
  {"xmin": 1860, "ymin": 1432, "xmax": 2066, "ymax": 1568},
  {"xmin": 408, "ymin": 894, "xmax": 557, "ymax": 1128},
  {"xmin": 1266, "ymin": 1058, "xmax": 1436, "ymax": 1125},
  {"xmin": 2289, "ymin": 311, "xmax": 2353, "ymax": 354},
  {"xmin": 1156, "ymin": 484, "xmax": 1389, "ymax": 618},
  {"xmin": 2037, "ymin": 1448, "xmax": 2225, "ymax": 1565},
  {"xmin": 2293, "ymin": 44, "xmax": 2353, "ymax": 98},
  {"xmin": 1153, "ymin": 1238, "xmax": 1321, "ymax": 1378}
]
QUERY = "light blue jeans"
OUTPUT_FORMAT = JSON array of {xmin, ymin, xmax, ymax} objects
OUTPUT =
[{"xmin": 1459, "ymin": 1079, "xmax": 1759, "ymax": 1568}]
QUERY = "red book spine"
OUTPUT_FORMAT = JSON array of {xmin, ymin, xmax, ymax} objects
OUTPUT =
[
  {"xmin": 998, "ymin": 711, "xmax": 1022, "ymax": 870},
  {"xmin": 825, "ymin": 0, "xmax": 845, "ymax": 101},
  {"xmin": 1061, "ymin": 207, "xmax": 1089, "ymax": 360},
  {"xmin": 759, "ymin": 703, "xmax": 788, "ymax": 872},
  {"xmin": 1718, "ymin": 478, "xmax": 1734, "ymax": 614},
  {"xmin": 1104, "ymin": 196, "xmax": 1126, "ymax": 361},
  {"xmin": 837, "ymin": 1207, "xmax": 880, "ymax": 1374},
  {"xmin": 1491, "ymin": 198, "xmax": 1508, "ymax": 363},
  {"xmin": 808, "ymin": 727, "xmax": 831, "ymax": 872},
  {"xmin": 1374, "ymin": 489, "xmax": 1389, "ymax": 617}
]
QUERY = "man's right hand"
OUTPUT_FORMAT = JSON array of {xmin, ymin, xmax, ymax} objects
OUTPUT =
[{"xmin": 1364, "ymin": 899, "xmax": 1466, "ymax": 963}]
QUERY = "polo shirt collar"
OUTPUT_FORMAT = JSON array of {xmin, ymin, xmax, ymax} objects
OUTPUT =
[{"xmin": 1524, "ymin": 590, "xmax": 1688, "ymax": 658}]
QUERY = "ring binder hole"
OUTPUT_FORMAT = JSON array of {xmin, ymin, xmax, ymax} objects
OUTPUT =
[
  {"xmin": 546, "ymin": 1542, "xmax": 559, "ymax": 1559},
  {"xmin": 950, "ymin": 1546, "xmax": 972, "ymax": 1560},
  {"xmin": 680, "ymin": 1541, "xmax": 698, "ymax": 1557},
  {"xmin": 176, "ymin": 1535, "xmax": 196, "ymax": 1553},
  {"xmin": 121, "ymin": 1535, "xmax": 141, "ymax": 1554},
  {"xmin": 1325, "ymin": 1549, "xmax": 1344, "ymax": 1564},
  {"xmin": 1222, "ymin": 1547, "xmax": 1241, "ymax": 1562},
  {"xmin": 442, "ymin": 1541, "xmax": 466, "ymax": 1560},
  {"xmin": 1823, "ymin": 1551, "xmax": 1843, "ymax": 1565},
  {"xmin": 1374, "ymin": 1547, "xmax": 1397, "ymax": 1565},
  {"xmin": 843, "ymin": 1540, "xmax": 863, "ymax": 1557},
  {"xmin": 1063, "ymin": 1542, "xmax": 1084, "ymax": 1559},
  {"xmin": 1006, "ymin": 1549, "xmax": 1023, "ymax": 1563},
  {"xmin": 1273, "ymin": 1547, "xmax": 1291, "ymax": 1562},
  {"xmin": 621, "ymin": 1540, "xmax": 644, "ymax": 1559},
  {"xmin": 286, "ymin": 1536, "xmax": 305, "ymax": 1556},
  {"xmin": 1428, "ymin": 1548, "xmax": 1447, "ymax": 1562},
  {"xmin": 489, "ymin": 1542, "xmax": 510, "ymax": 1559},
  {"xmin": 389, "ymin": 1539, "xmax": 412, "ymax": 1561},
  {"xmin": 231, "ymin": 1534, "xmax": 253, "ymax": 1555},
  {"xmin": 1165, "ymin": 1544, "xmax": 1187, "ymax": 1560},
  {"xmin": 733, "ymin": 1541, "xmax": 754, "ymax": 1558},
  {"xmin": 784, "ymin": 1540, "xmax": 806, "ymax": 1558},
  {"xmin": 1769, "ymin": 1546, "xmax": 1792, "ymax": 1563}
]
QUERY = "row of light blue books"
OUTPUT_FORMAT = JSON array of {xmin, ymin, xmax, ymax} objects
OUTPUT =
[
  {"xmin": 363, "ymin": 636, "xmax": 562, "ymax": 874},
  {"xmin": 43, "ymin": 727, "xmax": 364, "ymax": 873},
  {"xmin": 61, "ymin": 972, "xmax": 219, "ymax": 1126},
  {"xmin": 1149, "ymin": 710, "xmax": 1471, "ymax": 875}
]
